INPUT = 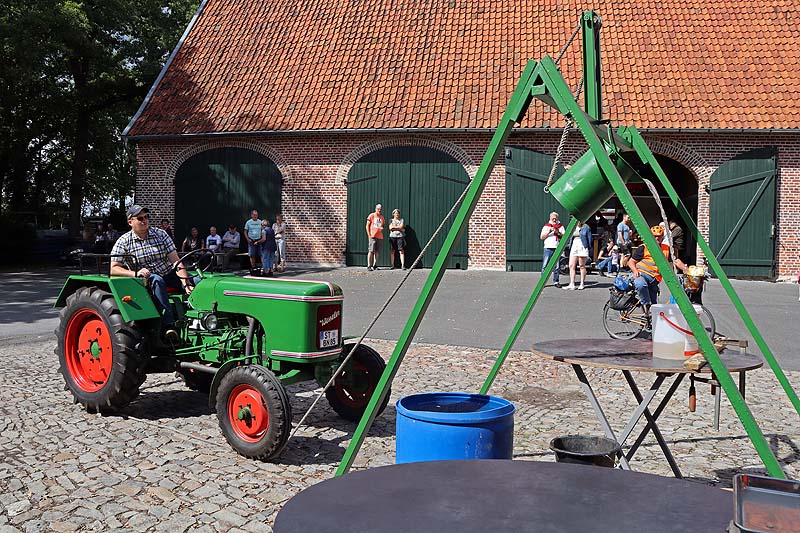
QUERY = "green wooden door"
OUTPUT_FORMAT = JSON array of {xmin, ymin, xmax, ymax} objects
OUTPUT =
[
  {"xmin": 346, "ymin": 147, "xmax": 468, "ymax": 269},
  {"xmin": 175, "ymin": 148, "xmax": 282, "ymax": 247},
  {"xmin": 709, "ymin": 147, "xmax": 777, "ymax": 278},
  {"xmin": 505, "ymin": 147, "xmax": 565, "ymax": 271}
]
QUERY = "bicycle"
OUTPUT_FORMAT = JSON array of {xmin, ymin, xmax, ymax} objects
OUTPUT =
[{"xmin": 602, "ymin": 269, "xmax": 716, "ymax": 341}]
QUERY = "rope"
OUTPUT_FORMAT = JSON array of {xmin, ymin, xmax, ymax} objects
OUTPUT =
[
  {"xmin": 543, "ymin": 76, "xmax": 584, "ymax": 193},
  {"xmin": 288, "ymin": 180, "xmax": 473, "ymax": 439},
  {"xmin": 555, "ymin": 22, "xmax": 582, "ymax": 64},
  {"xmin": 642, "ymin": 177, "xmax": 677, "ymax": 274}
]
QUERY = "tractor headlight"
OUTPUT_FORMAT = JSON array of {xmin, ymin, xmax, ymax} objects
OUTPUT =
[{"xmin": 202, "ymin": 313, "xmax": 219, "ymax": 330}]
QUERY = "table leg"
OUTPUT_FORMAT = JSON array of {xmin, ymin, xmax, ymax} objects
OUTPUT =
[
  {"xmin": 739, "ymin": 371, "xmax": 746, "ymax": 400},
  {"xmin": 571, "ymin": 364, "xmax": 631, "ymax": 470},
  {"xmin": 622, "ymin": 371, "xmax": 684, "ymax": 479}
]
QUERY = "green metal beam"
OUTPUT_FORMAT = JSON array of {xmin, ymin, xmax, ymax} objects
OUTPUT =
[
  {"xmin": 335, "ymin": 60, "xmax": 541, "ymax": 476},
  {"xmin": 621, "ymin": 125, "xmax": 800, "ymax": 417},
  {"xmin": 481, "ymin": 218, "xmax": 578, "ymax": 394},
  {"xmin": 535, "ymin": 56, "xmax": 784, "ymax": 476},
  {"xmin": 581, "ymin": 10, "xmax": 602, "ymax": 120}
]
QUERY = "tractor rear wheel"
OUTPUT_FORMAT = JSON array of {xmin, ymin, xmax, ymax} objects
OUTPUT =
[
  {"xmin": 326, "ymin": 343, "xmax": 389, "ymax": 422},
  {"xmin": 216, "ymin": 365, "xmax": 291, "ymax": 461},
  {"xmin": 55, "ymin": 286, "xmax": 146, "ymax": 413}
]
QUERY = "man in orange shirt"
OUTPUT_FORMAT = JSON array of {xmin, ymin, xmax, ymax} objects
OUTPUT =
[
  {"xmin": 365, "ymin": 203, "xmax": 385, "ymax": 271},
  {"xmin": 629, "ymin": 225, "xmax": 687, "ymax": 311}
]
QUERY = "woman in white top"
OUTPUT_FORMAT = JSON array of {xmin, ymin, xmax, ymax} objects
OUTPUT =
[
  {"xmin": 272, "ymin": 214, "xmax": 288, "ymax": 272},
  {"xmin": 388, "ymin": 209, "xmax": 406, "ymax": 269},
  {"xmin": 564, "ymin": 220, "xmax": 591, "ymax": 290}
]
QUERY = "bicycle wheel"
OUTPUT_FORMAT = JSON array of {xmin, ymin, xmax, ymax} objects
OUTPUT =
[{"xmin": 602, "ymin": 301, "xmax": 648, "ymax": 340}]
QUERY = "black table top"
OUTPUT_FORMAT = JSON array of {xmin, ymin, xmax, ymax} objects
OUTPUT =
[
  {"xmin": 274, "ymin": 460, "xmax": 732, "ymax": 532},
  {"xmin": 531, "ymin": 338, "xmax": 762, "ymax": 374}
]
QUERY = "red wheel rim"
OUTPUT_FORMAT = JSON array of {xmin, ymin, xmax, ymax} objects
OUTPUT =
[
  {"xmin": 63, "ymin": 308, "xmax": 113, "ymax": 392},
  {"xmin": 334, "ymin": 359, "xmax": 374, "ymax": 409},
  {"xmin": 227, "ymin": 384, "xmax": 270, "ymax": 442}
]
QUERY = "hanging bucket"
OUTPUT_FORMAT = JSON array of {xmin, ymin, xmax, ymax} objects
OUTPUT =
[
  {"xmin": 548, "ymin": 148, "xmax": 637, "ymax": 221},
  {"xmin": 395, "ymin": 392, "xmax": 515, "ymax": 464},
  {"xmin": 549, "ymin": 435, "xmax": 621, "ymax": 468},
  {"xmin": 651, "ymin": 303, "xmax": 703, "ymax": 359}
]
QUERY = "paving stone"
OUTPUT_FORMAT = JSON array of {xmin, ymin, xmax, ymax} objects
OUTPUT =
[{"xmin": 2, "ymin": 338, "xmax": 798, "ymax": 531}]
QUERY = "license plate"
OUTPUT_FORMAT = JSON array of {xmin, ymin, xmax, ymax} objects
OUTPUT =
[{"xmin": 319, "ymin": 329, "xmax": 339, "ymax": 348}]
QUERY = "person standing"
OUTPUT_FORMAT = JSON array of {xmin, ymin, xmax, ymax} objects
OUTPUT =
[
  {"xmin": 668, "ymin": 219, "xmax": 684, "ymax": 260},
  {"xmin": 273, "ymin": 214, "xmax": 288, "ymax": 272},
  {"xmin": 540, "ymin": 212, "xmax": 565, "ymax": 287},
  {"xmin": 221, "ymin": 223, "xmax": 241, "ymax": 270},
  {"xmin": 244, "ymin": 210, "xmax": 263, "ymax": 275},
  {"xmin": 616, "ymin": 213, "xmax": 632, "ymax": 253},
  {"xmin": 365, "ymin": 204, "xmax": 385, "ymax": 271},
  {"xmin": 260, "ymin": 219, "xmax": 277, "ymax": 277},
  {"xmin": 563, "ymin": 220, "xmax": 592, "ymax": 290},
  {"xmin": 181, "ymin": 227, "xmax": 202, "ymax": 253},
  {"xmin": 389, "ymin": 209, "xmax": 407, "ymax": 269}
]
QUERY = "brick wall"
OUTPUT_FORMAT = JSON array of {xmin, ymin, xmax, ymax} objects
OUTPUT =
[{"xmin": 134, "ymin": 130, "xmax": 799, "ymax": 278}]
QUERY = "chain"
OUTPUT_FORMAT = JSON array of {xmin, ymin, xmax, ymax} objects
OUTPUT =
[{"xmin": 543, "ymin": 76, "xmax": 584, "ymax": 193}]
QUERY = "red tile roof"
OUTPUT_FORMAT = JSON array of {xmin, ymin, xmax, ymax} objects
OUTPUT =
[{"xmin": 126, "ymin": 0, "xmax": 800, "ymax": 136}]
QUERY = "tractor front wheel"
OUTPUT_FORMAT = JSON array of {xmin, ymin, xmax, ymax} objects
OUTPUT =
[
  {"xmin": 325, "ymin": 344, "xmax": 389, "ymax": 422},
  {"xmin": 55, "ymin": 286, "xmax": 146, "ymax": 413},
  {"xmin": 216, "ymin": 365, "xmax": 291, "ymax": 461}
]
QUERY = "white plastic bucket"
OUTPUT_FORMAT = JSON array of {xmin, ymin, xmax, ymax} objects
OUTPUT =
[{"xmin": 651, "ymin": 304, "xmax": 703, "ymax": 359}]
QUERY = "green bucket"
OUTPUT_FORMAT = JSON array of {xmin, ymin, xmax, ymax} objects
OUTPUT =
[{"xmin": 549, "ymin": 149, "xmax": 637, "ymax": 221}]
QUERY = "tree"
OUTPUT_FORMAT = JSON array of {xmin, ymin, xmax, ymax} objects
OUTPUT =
[{"xmin": 0, "ymin": 0, "xmax": 199, "ymax": 235}]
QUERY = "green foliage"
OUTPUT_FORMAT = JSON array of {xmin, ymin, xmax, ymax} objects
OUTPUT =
[{"xmin": 0, "ymin": 0, "xmax": 199, "ymax": 233}]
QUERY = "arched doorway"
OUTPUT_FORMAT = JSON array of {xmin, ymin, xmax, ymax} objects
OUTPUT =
[
  {"xmin": 607, "ymin": 154, "xmax": 698, "ymax": 265},
  {"xmin": 174, "ymin": 147, "xmax": 282, "ymax": 247},
  {"xmin": 345, "ymin": 146, "xmax": 469, "ymax": 269}
]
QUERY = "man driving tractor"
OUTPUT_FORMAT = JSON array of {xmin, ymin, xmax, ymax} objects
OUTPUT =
[
  {"xmin": 109, "ymin": 205, "xmax": 193, "ymax": 340},
  {"xmin": 628, "ymin": 224, "xmax": 687, "ymax": 312}
]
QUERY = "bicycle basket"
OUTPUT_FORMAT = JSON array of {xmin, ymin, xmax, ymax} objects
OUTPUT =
[{"xmin": 608, "ymin": 287, "xmax": 636, "ymax": 311}]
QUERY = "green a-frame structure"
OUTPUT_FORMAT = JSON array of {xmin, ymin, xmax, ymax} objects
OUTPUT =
[{"xmin": 337, "ymin": 11, "xmax": 799, "ymax": 478}]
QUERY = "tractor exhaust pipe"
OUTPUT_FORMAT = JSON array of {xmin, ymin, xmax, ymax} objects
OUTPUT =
[{"xmin": 178, "ymin": 362, "xmax": 217, "ymax": 374}]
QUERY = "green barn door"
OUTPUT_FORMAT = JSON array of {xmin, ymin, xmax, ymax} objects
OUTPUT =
[
  {"xmin": 410, "ymin": 160, "xmax": 470, "ymax": 269},
  {"xmin": 709, "ymin": 147, "xmax": 777, "ymax": 278},
  {"xmin": 175, "ymin": 148, "xmax": 282, "ymax": 246},
  {"xmin": 346, "ymin": 146, "xmax": 468, "ymax": 269},
  {"xmin": 505, "ymin": 147, "xmax": 565, "ymax": 271}
]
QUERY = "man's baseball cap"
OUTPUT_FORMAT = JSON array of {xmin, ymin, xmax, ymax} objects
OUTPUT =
[{"xmin": 126, "ymin": 205, "xmax": 149, "ymax": 219}]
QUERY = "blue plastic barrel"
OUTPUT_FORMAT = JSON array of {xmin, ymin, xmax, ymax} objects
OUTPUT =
[{"xmin": 395, "ymin": 392, "xmax": 516, "ymax": 464}]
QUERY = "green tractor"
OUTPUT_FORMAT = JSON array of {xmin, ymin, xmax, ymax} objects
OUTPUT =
[{"xmin": 54, "ymin": 250, "xmax": 389, "ymax": 460}]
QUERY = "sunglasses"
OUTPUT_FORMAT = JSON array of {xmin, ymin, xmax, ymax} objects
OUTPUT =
[{"xmin": 135, "ymin": 215, "xmax": 150, "ymax": 221}]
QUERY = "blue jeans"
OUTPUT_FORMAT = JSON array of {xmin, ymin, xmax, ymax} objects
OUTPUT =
[
  {"xmin": 597, "ymin": 257, "xmax": 619, "ymax": 274},
  {"xmin": 248, "ymin": 242, "xmax": 261, "ymax": 257},
  {"xmin": 262, "ymin": 249, "xmax": 275, "ymax": 271},
  {"xmin": 633, "ymin": 272, "xmax": 659, "ymax": 306},
  {"xmin": 542, "ymin": 248, "xmax": 559, "ymax": 282},
  {"xmin": 149, "ymin": 271, "xmax": 183, "ymax": 326}
]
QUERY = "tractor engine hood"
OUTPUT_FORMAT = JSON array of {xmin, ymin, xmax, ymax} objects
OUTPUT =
[{"xmin": 190, "ymin": 275, "xmax": 343, "ymax": 313}]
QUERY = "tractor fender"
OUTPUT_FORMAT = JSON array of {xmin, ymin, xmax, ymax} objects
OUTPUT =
[
  {"xmin": 208, "ymin": 316, "xmax": 260, "ymax": 408},
  {"xmin": 56, "ymin": 275, "xmax": 160, "ymax": 322}
]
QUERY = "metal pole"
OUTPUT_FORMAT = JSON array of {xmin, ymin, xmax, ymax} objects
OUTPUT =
[
  {"xmin": 335, "ymin": 60, "xmax": 541, "ymax": 476},
  {"xmin": 581, "ymin": 10, "xmax": 602, "ymax": 121}
]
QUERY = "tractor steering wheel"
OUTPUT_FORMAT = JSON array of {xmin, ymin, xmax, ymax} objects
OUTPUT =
[{"xmin": 175, "ymin": 248, "xmax": 216, "ymax": 280}]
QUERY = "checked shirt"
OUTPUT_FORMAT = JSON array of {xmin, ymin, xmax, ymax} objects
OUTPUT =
[{"xmin": 110, "ymin": 227, "xmax": 176, "ymax": 276}]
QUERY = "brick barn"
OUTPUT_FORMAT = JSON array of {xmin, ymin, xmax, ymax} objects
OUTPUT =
[{"xmin": 123, "ymin": 0, "xmax": 800, "ymax": 279}]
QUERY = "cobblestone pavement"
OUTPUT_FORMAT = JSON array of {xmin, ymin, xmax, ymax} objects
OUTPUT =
[{"xmin": 1, "ymin": 337, "xmax": 798, "ymax": 532}]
